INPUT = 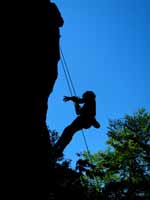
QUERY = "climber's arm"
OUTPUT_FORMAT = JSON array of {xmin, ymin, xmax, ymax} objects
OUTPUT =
[{"xmin": 63, "ymin": 96, "xmax": 84, "ymax": 103}]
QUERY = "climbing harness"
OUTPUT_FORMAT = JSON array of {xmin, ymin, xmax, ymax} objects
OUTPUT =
[{"xmin": 60, "ymin": 47, "xmax": 100, "ymax": 190}]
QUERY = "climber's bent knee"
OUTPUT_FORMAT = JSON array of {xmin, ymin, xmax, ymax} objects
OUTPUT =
[{"xmin": 92, "ymin": 118, "xmax": 101, "ymax": 128}]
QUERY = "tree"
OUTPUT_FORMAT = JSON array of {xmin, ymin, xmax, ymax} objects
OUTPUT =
[
  {"xmin": 77, "ymin": 108, "xmax": 150, "ymax": 199},
  {"xmin": 48, "ymin": 129, "xmax": 93, "ymax": 199}
]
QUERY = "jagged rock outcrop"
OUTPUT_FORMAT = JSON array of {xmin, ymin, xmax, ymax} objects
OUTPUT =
[{"xmin": 3, "ymin": 1, "xmax": 59, "ymax": 199}]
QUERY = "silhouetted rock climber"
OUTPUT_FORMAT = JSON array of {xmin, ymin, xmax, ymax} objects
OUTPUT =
[
  {"xmin": 48, "ymin": 0, "xmax": 64, "ymax": 74},
  {"xmin": 54, "ymin": 91, "xmax": 100, "ymax": 157}
]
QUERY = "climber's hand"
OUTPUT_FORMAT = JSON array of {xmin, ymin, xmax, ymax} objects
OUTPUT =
[
  {"xmin": 63, "ymin": 96, "xmax": 78, "ymax": 102},
  {"xmin": 63, "ymin": 96, "xmax": 71, "ymax": 102}
]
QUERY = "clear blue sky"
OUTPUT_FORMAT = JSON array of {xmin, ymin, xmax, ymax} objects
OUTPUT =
[{"xmin": 47, "ymin": 0, "xmax": 150, "ymax": 168}]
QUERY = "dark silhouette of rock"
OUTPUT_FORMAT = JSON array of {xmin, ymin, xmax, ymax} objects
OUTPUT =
[
  {"xmin": 48, "ymin": 0, "xmax": 64, "ymax": 92},
  {"xmin": 2, "ymin": 1, "xmax": 63, "ymax": 199}
]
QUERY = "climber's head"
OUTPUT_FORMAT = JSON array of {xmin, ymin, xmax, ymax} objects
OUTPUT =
[{"xmin": 82, "ymin": 91, "xmax": 96, "ymax": 101}]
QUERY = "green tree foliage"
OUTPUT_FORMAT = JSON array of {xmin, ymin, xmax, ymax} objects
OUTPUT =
[
  {"xmin": 48, "ymin": 129, "xmax": 92, "ymax": 199},
  {"xmin": 77, "ymin": 108, "xmax": 150, "ymax": 199}
]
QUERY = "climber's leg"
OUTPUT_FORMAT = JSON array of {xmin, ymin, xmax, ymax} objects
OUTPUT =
[{"xmin": 54, "ymin": 117, "xmax": 83, "ymax": 156}]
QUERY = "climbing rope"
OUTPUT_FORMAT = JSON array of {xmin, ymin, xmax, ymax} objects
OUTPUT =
[
  {"xmin": 60, "ymin": 47, "xmax": 91, "ymax": 158},
  {"xmin": 60, "ymin": 47, "xmax": 100, "ymax": 190},
  {"xmin": 60, "ymin": 48, "xmax": 77, "ymax": 96}
]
